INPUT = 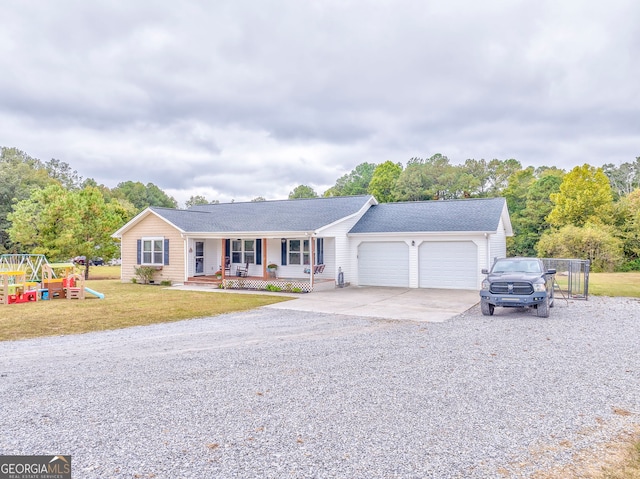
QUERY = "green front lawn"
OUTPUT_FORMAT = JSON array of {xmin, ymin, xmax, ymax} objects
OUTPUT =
[{"xmin": 0, "ymin": 279, "xmax": 292, "ymax": 341}]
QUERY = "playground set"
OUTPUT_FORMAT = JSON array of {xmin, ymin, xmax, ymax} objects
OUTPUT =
[{"xmin": 0, "ymin": 254, "xmax": 104, "ymax": 305}]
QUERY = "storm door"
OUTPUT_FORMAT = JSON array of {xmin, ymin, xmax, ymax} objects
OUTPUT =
[{"xmin": 195, "ymin": 241, "xmax": 205, "ymax": 275}]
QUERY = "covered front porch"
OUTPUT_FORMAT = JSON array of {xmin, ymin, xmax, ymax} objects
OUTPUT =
[{"xmin": 184, "ymin": 236, "xmax": 334, "ymax": 292}]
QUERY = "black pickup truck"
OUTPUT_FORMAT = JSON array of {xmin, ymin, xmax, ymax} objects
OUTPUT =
[{"xmin": 479, "ymin": 257, "xmax": 556, "ymax": 317}]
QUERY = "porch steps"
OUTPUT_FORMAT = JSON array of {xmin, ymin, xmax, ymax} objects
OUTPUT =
[{"xmin": 185, "ymin": 276, "xmax": 221, "ymax": 287}]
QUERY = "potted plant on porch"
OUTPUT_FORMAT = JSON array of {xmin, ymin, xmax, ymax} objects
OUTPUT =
[{"xmin": 267, "ymin": 263, "xmax": 278, "ymax": 278}]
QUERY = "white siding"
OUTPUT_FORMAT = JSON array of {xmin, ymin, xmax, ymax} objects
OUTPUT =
[
  {"xmin": 316, "ymin": 237, "xmax": 335, "ymax": 279},
  {"xmin": 205, "ymin": 239, "xmax": 220, "ymax": 275},
  {"xmin": 321, "ymin": 201, "xmax": 374, "ymax": 285},
  {"xmin": 489, "ymin": 217, "xmax": 507, "ymax": 265}
]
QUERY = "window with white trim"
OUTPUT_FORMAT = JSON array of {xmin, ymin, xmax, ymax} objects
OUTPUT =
[
  {"xmin": 231, "ymin": 240, "xmax": 242, "ymax": 263},
  {"xmin": 231, "ymin": 239, "xmax": 255, "ymax": 264},
  {"xmin": 142, "ymin": 237, "xmax": 164, "ymax": 265},
  {"xmin": 288, "ymin": 239, "xmax": 310, "ymax": 265},
  {"xmin": 244, "ymin": 240, "xmax": 255, "ymax": 264}
]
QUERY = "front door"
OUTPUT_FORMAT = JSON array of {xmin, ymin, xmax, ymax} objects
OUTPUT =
[{"xmin": 195, "ymin": 241, "xmax": 204, "ymax": 275}]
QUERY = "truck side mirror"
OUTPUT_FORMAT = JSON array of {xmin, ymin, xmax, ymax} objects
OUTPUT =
[
  {"xmin": 546, "ymin": 269, "xmax": 556, "ymax": 275},
  {"xmin": 481, "ymin": 268, "xmax": 489, "ymax": 274}
]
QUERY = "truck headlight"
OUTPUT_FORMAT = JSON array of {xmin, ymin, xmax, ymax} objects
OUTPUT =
[
  {"xmin": 533, "ymin": 283, "xmax": 546, "ymax": 292},
  {"xmin": 481, "ymin": 280, "xmax": 489, "ymax": 290}
]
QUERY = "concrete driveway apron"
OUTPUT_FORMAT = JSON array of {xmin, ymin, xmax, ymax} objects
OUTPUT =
[{"xmin": 265, "ymin": 286, "xmax": 479, "ymax": 322}]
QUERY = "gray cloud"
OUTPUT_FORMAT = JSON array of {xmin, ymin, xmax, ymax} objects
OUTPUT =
[{"xmin": 1, "ymin": 0, "xmax": 639, "ymax": 206}]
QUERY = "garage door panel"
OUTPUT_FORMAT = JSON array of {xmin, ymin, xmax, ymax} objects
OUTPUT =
[
  {"xmin": 358, "ymin": 242, "xmax": 409, "ymax": 287},
  {"xmin": 420, "ymin": 241, "xmax": 477, "ymax": 289}
]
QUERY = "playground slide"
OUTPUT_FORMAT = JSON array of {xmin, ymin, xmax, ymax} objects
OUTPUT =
[{"xmin": 84, "ymin": 287, "xmax": 105, "ymax": 299}]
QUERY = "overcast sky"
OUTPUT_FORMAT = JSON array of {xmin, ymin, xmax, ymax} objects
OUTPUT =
[{"xmin": 1, "ymin": 1, "xmax": 638, "ymax": 206}]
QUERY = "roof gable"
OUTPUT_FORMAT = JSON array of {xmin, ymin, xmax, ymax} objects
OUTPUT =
[
  {"xmin": 112, "ymin": 207, "xmax": 185, "ymax": 238},
  {"xmin": 349, "ymin": 197, "xmax": 511, "ymax": 234}
]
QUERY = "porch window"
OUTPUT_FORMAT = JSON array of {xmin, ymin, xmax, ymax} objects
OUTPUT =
[
  {"xmin": 244, "ymin": 240, "xmax": 255, "ymax": 264},
  {"xmin": 142, "ymin": 237, "xmax": 164, "ymax": 265},
  {"xmin": 288, "ymin": 239, "xmax": 310, "ymax": 265},
  {"xmin": 231, "ymin": 240, "xmax": 242, "ymax": 263},
  {"xmin": 231, "ymin": 239, "xmax": 255, "ymax": 264}
]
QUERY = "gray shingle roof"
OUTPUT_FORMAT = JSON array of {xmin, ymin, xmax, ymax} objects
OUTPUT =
[
  {"xmin": 349, "ymin": 197, "xmax": 507, "ymax": 233},
  {"xmin": 150, "ymin": 195, "xmax": 373, "ymax": 233}
]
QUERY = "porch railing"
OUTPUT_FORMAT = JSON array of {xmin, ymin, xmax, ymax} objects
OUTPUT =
[{"xmin": 222, "ymin": 277, "xmax": 313, "ymax": 293}]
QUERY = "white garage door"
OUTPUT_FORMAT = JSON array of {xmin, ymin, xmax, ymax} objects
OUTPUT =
[
  {"xmin": 419, "ymin": 241, "xmax": 477, "ymax": 289},
  {"xmin": 358, "ymin": 242, "xmax": 409, "ymax": 287}
]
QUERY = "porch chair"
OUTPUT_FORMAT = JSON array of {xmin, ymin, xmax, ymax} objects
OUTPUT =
[
  {"xmin": 236, "ymin": 261, "xmax": 249, "ymax": 277},
  {"xmin": 304, "ymin": 264, "xmax": 325, "ymax": 274}
]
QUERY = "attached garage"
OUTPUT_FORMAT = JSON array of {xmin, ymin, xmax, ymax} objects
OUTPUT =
[
  {"xmin": 348, "ymin": 197, "xmax": 512, "ymax": 290},
  {"xmin": 419, "ymin": 241, "xmax": 477, "ymax": 289},
  {"xmin": 358, "ymin": 241, "xmax": 409, "ymax": 287}
]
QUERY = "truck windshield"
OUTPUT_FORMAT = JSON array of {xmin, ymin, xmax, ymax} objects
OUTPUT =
[{"xmin": 492, "ymin": 260, "xmax": 541, "ymax": 273}]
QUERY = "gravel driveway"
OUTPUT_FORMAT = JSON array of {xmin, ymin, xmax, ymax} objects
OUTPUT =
[{"xmin": 1, "ymin": 296, "xmax": 639, "ymax": 478}]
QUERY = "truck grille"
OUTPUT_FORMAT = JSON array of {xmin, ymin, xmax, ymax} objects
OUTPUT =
[{"xmin": 490, "ymin": 282, "xmax": 534, "ymax": 295}]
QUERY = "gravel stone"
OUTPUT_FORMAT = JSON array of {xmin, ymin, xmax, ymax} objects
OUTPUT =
[{"xmin": 0, "ymin": 296, "xmax": 639, "ymax": 478}]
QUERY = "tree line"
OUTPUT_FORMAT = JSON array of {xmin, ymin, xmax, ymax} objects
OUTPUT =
[
  {"xmin": 2, "ymin": 146, "xmax": 640, "ymax": 273},
  {"xmin": 290, "ymin": 154, "xmax": 640, "ymax": 272}
]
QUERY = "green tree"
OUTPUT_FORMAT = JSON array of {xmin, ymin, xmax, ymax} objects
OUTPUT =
[
  {"xmin": 547, "ymin": 164, "xmax": 614, "ymax": 227},
  {"xmin": 368, "ymin": 161, "xmax": 402, "ymax": 203},
  {"xmin": 508, "ymin": 170, "xmax": 563, "ymax": 256},
  {"xmin": 460, "ymin": 159, "xmax": 490, "ymax": 196},
  {"xmin": 81, "ymin": 178, "xmax": 119, "ymax": 203},
  {"xmin": 393, "ymin": 155, "xmax": 462, "ymax": 201},
  {"xmin": 185, "ymin": 195, "xmax": 210, "ymax": 208},
  {"xmin": 112, "ymin": 181, "xmax": 178, "ymax": 210},
  {"xmin": 324, "ymin": 162, "xmax": 377, "ymax": 197},
  {"xmin": 0, "ymin": 147, "xmax": 54, "ymax": 252},
  {"xmin": 502, "ymin": 167, "xmax": 536, "ymax": 215},
  {"xmin": 392, "ymin": 158, "xmax": 429, "ymax": 201},
  {"xmin": 422, "ymin": 154, "xmax": 456, "ymax": 199},
  {"xmin": 251, "ymin": 197, "xmax": 266, "ymax": 202},
  {"xmin": 8, "ymin": 185, "xmax": 134, "ymax": 278},
  {"xmin": 602, "ymin": 157, "xmax": 640, "ymax": 199},
  {"xmin": 487, "ymin": 158, "xmax": 523, "ymax": 195},
  {"xmin": 615, "ymin": 188, "xmax": 640, "ymax": 266},
  {"xmin": 288, "ymin": 185, "xmax": 318, "ymax": 199},
  {"xmin": 536, "ymin": 224, "xmax": 624, "ymax": 272},
  {"xmin": 45, "ymin": 158, "xmax": 83, "ymax": 190}
]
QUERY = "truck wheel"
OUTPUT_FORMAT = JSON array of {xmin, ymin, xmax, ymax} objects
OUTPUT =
[
  {"xmin": 481, "ymin": 299, "xmax": 494, "ymax": 316},
  {"xmin": 536, "ymin": 297, "xmax": 550, "ymax": 318}
]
